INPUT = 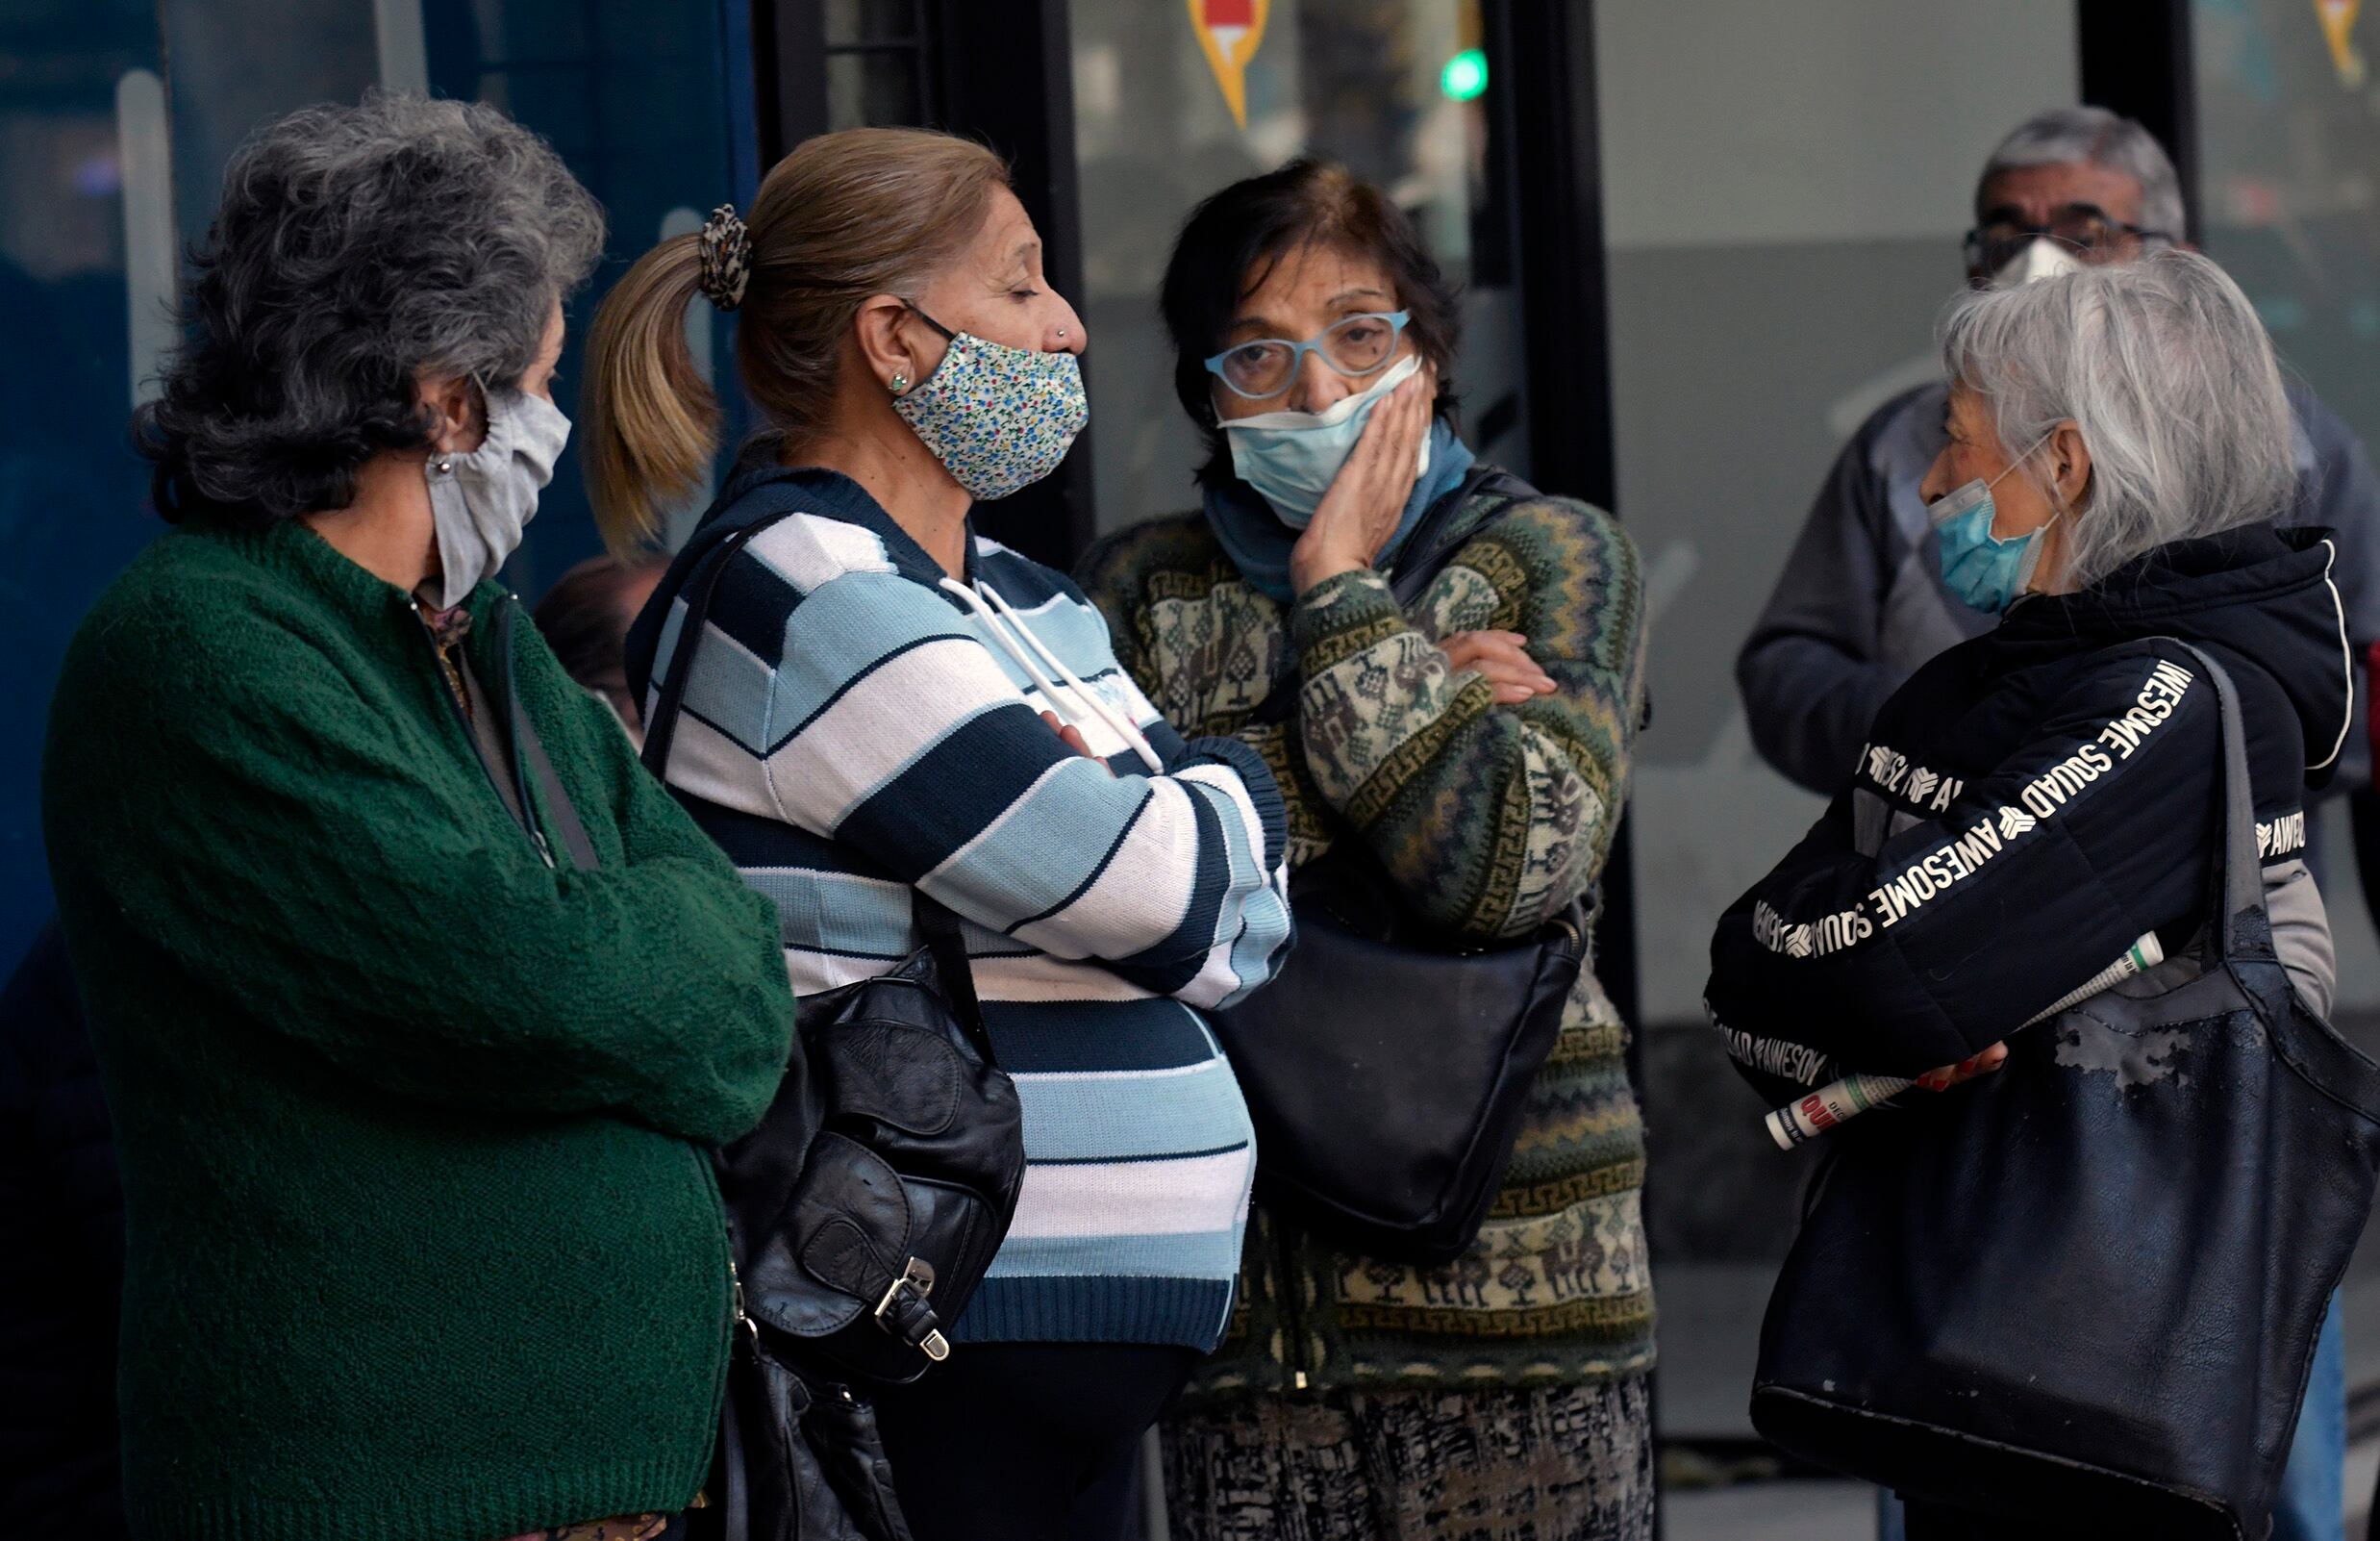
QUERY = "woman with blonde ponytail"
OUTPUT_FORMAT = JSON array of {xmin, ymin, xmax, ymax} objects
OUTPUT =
[
  {"xmin": 582, "ymin": 234, "xmax": 721, "ymax": 550},
  {"xmin": 589, "ymin": 128, "xmax": 1295, "ymax": 1541}
]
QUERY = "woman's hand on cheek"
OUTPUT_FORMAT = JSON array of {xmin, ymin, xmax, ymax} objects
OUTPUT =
[{"xmin": 1288, "ymin": 366, "xmax": 1433, "ymax": 598}]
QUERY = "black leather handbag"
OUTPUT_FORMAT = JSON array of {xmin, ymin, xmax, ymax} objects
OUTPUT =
[
  {"xmin": 1211, "ymin": 467, "xmax": 1590, "ymax": 1264},
  {"xmin": 642, "ymin": 511, "xmax": 1027, "ymax": 1540},
  {"xmin": 1752, "ymin": 643, "xmax": 2380, "ymax": 1539},
  {"xmin": 705, "ymin": 897, "xmax": 1017, "ymax": 1541}
]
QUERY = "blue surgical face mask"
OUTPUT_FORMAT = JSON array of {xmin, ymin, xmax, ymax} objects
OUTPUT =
[
  {"xmin": 1219, "ymin": 352, "xmax": 1428, "ymax": 527},
  {"xmin": 1928, "ymin": 436, "xmax": 2058, "ymax": 613}
]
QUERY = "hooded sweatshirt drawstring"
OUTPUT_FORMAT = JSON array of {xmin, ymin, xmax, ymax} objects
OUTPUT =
[{"xmin": 939, "ymin": 575, "xmax": 1165, "ymax": 773}]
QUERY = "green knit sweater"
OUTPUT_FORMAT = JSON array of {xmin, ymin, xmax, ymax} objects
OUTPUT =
[
  {"xmin": 1078, "ymin": 479, "xmax": 1652, "ymax": 1394},
  {"xmin": 42, "ymin": 518, "xmax": 796, "ymax": 1541}
]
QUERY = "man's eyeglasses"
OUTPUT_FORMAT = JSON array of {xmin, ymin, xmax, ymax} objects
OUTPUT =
[
  {"xmin": 1204, "ymin": 311, "xmax": 1410, "ymax": 401},
  {"xmin": 1963, "ymin": 204, "xmax": 2173, "ymax": 274}
]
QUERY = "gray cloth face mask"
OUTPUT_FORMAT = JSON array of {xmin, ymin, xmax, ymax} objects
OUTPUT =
[{"xmin": 424, "ymin": 384, "xmax": 571, "ymax": 608}]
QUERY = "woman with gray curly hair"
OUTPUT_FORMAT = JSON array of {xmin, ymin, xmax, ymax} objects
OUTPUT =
[
  {"xmin": 1706, "ymin": 251, "xmax": 2355, "ymax": 1536},
  {"xmin": 43, "ymin": 92, "xmax": 797, "ymax": 1540}
]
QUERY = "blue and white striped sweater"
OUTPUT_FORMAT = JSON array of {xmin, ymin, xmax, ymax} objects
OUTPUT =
[{"xmin": 631, "ymin": 467, "xmax": 1293, "ymax": 1351}]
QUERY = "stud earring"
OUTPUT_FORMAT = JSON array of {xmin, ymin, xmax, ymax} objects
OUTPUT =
[{"xmin": 889, "ymin": 372, "xmax": 910, "ymax": 395}]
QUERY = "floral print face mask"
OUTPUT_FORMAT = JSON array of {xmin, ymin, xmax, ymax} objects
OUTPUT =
[{"xmin": 891, "ymin": 306, "xmax": 1089, "ymax": 501}]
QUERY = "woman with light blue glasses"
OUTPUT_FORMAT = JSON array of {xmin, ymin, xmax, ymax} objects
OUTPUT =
[{"xmin": 1080, "ymin": 158, "xmax": 1653, "ymax": 1541}]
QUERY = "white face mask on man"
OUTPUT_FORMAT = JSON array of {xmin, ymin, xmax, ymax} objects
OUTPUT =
[
  {"xmin": 1992, "ymin": 236, "xmax": 2084, "ymax": 289},
  {"xmin": 423, "ymin": 384, "xmax": 571, "ymax": 609}
]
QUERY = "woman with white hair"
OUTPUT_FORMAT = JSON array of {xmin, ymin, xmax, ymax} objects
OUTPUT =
[{"xmin": 1705, "ymin": 250, "xmax": 2353, "ymax": 1537}]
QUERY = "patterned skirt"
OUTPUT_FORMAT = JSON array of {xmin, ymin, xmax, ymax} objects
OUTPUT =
[{"xmin": 1161, "ymin": 1376, "xmax": 1654, "ymax": 1541}]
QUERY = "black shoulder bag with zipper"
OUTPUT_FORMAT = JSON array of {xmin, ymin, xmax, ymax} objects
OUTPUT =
[
  {"xmin": 1752, "ymin": 642, "xmax": 2380, "ymax": 1538},
  {"xmin": 1210, "ymin": 466, "xmax": 1591, "ymax": 1264},
  {"xmin": 640, "ymin": 508, "xmax": 1027, "ymax": 1541}
]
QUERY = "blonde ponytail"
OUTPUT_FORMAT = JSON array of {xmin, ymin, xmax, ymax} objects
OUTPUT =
[
  {"xmin": 583, "ymin": 233, "xmax": 716, "ymax": 555},
  {"xmin": 584, "ymin": 129, "xmax": 1010, "ymax": 555}
]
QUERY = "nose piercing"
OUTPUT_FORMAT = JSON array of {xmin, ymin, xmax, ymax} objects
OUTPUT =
[{"xmin": 1056, "ymin": 327, "xmax": 1067, "ymax": 340}]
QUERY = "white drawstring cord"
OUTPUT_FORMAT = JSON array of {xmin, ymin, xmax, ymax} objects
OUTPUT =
[
  {"xmin": 972, "ymin": 579, "xmax": 1166, "ymax": 772},
  {"xmin": 938, "ymin": 576, "xmax": 1068, "ymax": 711},
  {"xmin": 939, "ymin": 576, "xmax": 1165, "ymax": 773}
]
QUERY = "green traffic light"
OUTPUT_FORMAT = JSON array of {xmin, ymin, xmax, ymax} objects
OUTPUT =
[{"xmin": 1441, "ymin": 48, "xmax": 1488, "ymax": 102}]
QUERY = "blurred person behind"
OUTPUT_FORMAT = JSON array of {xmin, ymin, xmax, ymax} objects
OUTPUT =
[
  {"xmin": 533, "ymin": 552, "xmax": 666, "ymax": 745},
  {"xmin": 1737, "ymin": 106, "xmax": 2368, "ymax": 1541},
  {"xmin": 584, "ymin": 126, "xmax": 1294, "ymax": 1541},
  {"xmin": 1078, "ymin": 160, "xmax": 1652, "ymax": 1541},
  {"xmin": 1710, "ymin": 250, "xmax": 2349, "ymax": 1539},
  {"xmin": 42, "ymin": 92, "xmax": 796, "ymax": 1540}
]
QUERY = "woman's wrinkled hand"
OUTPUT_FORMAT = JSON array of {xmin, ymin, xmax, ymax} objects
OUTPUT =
[
  {"xmin": 1289, "ymin": 365, "xmax": 1435, "ymax": 597},
  {"xmin": 1915, "ymin": 1041, "xmax": 2009, "ymax": 1092},
  {"xmin": 1441, "ymin": 630, "xmax": 1558, "ymax": 704}
]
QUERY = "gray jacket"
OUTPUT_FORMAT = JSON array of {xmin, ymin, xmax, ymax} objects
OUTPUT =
[{"xmin": 1739, "ymin": 377, "xmax": 2380, "ymax": 795}]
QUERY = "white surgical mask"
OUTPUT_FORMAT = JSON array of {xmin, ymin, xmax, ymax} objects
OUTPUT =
[
  {"xmin": 425, "ymin": 385, "xmax": 570, "ymax": 608},
  {"xmin": 1992, "ymin": 237, "xmax": 2084, "ymax": 289},
  {"xmin": 1219, "ymin": 352, "xmax": 1430, "ymax": 527}
]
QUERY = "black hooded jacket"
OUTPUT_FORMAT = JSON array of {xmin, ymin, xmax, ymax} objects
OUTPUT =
[{"xmin": 1707, "ymin": 523, "xmax": 2354, "ymax": 1097}]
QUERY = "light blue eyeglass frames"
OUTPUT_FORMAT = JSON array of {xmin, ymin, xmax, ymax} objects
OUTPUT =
[{"xmin": 1203, "ymin": 311, "xmax": 1411, "ymax": 402}]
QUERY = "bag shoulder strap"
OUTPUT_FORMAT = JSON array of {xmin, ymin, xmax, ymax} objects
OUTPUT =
[
  {"xmin": 1243, "ymin": 466, "xmax": 1538, "ymax": 730},
  {"xmin": 911, "ymin": 891, "xmax": 992, "ymax": 1058},
  {"xmin": 1390, "ymin": 465, "xmax": 1537, "ymax": 607},
  {"xmin": 2154, "ymin": 639, "xmax": 2267, "ymax": 959},
  {"xmin": 482, "ymin": 595, "xmax": 599, "ymax": 872},
  {"xmin": 453, "ymin": 599, "xmax": 601, "ymax": 872},
  {"xmin": 641, "ymin": 505, "xmax": 991, "ymax": 1051},
  {"xmin": 640, "ymin": 514, "xmax": 789, "ymax": 778},
  {"xmin": 515, "ymin": 699, "xmax": 601, "ymax": 871}
]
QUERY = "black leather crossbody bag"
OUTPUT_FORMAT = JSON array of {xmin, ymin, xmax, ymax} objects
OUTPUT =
[
  {"xmin": 641, "ymin": 510, "xmax": 1028, "ymax": 1541},
  {"xmin": 1211, "ymin": 467, "xmax": 1589, "ymax": 1264}
]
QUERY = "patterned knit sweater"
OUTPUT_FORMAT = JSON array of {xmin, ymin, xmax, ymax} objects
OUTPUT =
[
  {"xmin": 626, "ymin": 466, "xmax": 1294, "ymax": 1352},
  {"xmin": 1077, "ymin": 474, "xmax": 1653, "ymax": 1393}
]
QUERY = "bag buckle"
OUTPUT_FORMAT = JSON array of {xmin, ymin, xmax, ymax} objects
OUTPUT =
[{"xmin": 873, "ymin": 1256, "xmax": 949, "ymax": 1361}]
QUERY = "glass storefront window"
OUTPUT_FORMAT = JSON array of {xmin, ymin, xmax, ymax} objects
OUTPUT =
[
  {"xmin": 2197, "ymin": 0, "xmax": 2380, "ymax": 445},
  {"xmin": 2196, "ymin": 0, "xmax": 2380, "ymax": 1006},
  {"xmin": 1068, "ymin": 0, "xmax": 1525, "ymax": 536},
  {"xmin": 1593, "ymin": 2, "xmax": 2083, "ymax": 1036},
  {"xmin": 0, "ymin": 3, "xmax": 168, "ymax": 964},
  {"xmin": 823, "ymin": 0, "xmax": 941, "ymax": 131},
  {"xmin": 1588, "ymin": 0, "xmax": 2081, "ymax": 1444},
  {"xmin": 0, "ymin": 0, "xmax": 750, "ymax": 965}
]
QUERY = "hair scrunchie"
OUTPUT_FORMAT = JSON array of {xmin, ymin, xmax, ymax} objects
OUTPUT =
[{"xmin": 696, "ymin": 203, "xmax": 751, "ymax": 313}]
